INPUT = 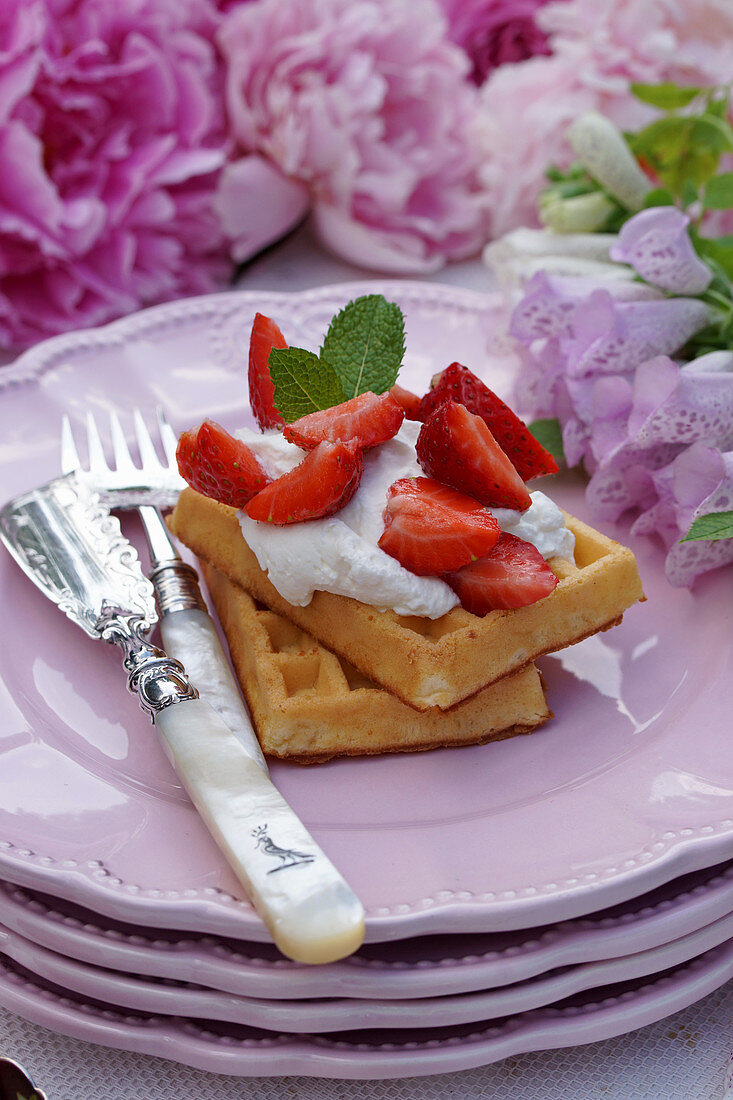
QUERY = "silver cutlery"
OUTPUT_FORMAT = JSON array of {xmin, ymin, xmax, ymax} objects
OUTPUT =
[
  {"xmin": 60, "ymin": 408, "xmax": 267, "ymax": 773},
  {"xmin": 0, "ymin": 474, "xmax": 365, "ymax": 964},
  {"xmin": 0, "ymin": 1056, "xmax": 47, "ymax": 1100}
]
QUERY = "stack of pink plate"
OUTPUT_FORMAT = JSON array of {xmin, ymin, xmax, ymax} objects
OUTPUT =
[{"xmin": 0, "ymin": 283, "xmax": 731, "ymax": 1080}]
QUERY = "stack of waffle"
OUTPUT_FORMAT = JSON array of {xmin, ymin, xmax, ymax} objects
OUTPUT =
[{"xmin": 168, "ymin": 489, "xmax": 644, "ymax": 764}]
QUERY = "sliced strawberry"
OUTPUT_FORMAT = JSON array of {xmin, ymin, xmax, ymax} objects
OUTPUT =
[
  {"xmin": 418, "ymin": 362, "xmax": 558, "ymax": 480},
  {"xmin": 444, "ymin": 533, "xmax": 558, "ymax": 613},
  {"xmin": 284, "ymin": 391, "xmax": 404, "ymax": 451},
  {"xmin": 245, "ymin": 440, "xmax": 362, "ymax": 524},
  {"xmin": 389, "ymin": 383, "xmax": 422, "ymax": 420},
  {"xmin": 248, "ymin": 312, "xmax": 287, "ymax": 430},
  {"xmin": 378, "ymin": 477, "xmax": 501, "ymax": 577},
  {"xmin": 416, "ymin": 400, "xmax": 532, "ymax": 512},
  {"xmin": 177, "ymin": 420, "xmax": 272, "ymax": 508}
]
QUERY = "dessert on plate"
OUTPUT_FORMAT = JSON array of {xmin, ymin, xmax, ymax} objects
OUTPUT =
[{"xmin": 168, "ymin": 297, "xmax": 643, "ymax": 760}]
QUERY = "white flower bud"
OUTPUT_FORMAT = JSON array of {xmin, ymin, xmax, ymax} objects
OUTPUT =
[{"xmin": 568, "ymin": 112, "xmax": 651, "ymax": 210}]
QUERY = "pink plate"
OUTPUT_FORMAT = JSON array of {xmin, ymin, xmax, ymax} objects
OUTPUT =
[
  {"xmin": 1, "ymin": 861, "xmax": 732, "ymax": 1001},
  {"xmin": 1, "ymin": 911, "xmax": 733, "ymax": 1033},
  {"xmin": 0, "ymin": 942, "xmax": 732, "ymax": 1078},
  {"xmin": 0, "ymin": 283, "xmax": 732, "ymax": 943}
]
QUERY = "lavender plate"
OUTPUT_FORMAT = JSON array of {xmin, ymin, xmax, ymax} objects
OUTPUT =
[
  {"xmin": 0, "ymin": 283, "xmax": 731, "ymax": 944},
  {"xmin": 1, "ymin": 861, "xmax": 732, "ymax": 1001},
  {"xmin": 2, "ymin": 910, "xmax": 733, "ymax": 1033},
  {"xmin": 0, "ymin": 943, "xmax": 732, "ymax": 1078}
]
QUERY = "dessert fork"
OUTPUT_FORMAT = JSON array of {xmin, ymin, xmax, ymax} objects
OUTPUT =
[{"xmin": 60, "ymin": 408, "xmax": 267, "ymax": 772}]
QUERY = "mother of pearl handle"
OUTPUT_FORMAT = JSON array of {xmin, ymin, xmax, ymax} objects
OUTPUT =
[{"xmin": 154, "ymin": 697, "xmax": 365, "ymax": 965}]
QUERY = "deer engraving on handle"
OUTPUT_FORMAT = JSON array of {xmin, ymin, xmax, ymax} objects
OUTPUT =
[{"xmin": 252, "ymin": 824, "xmax": 316, "ymax": 874}]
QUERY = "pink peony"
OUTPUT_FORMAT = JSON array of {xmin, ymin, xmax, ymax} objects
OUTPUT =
[
  {"xmin": 0, "ymin": 0, "xmax": 232, "ymax": 349},
  {"xmin": 438, "ymin": 0, "xmax": 552, "ymax": 85},
  {"xmin": 218, "ymin": 0, "xmax": 489, "ymax": 274},
  {"xmin": 477, "ymin": 0, "xmax": 733, "ymax": 237}
]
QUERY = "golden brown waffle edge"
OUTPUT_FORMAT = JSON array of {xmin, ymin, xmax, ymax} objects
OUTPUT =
[
  {"xmin": 202, "ymin": 563, "xmax": 551, "ymax": 763},
  {"xmin": 169, "ymin": 488, "xmax": 644, "ymax": 711}
]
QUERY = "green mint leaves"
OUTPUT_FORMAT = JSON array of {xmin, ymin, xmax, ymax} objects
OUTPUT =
[
  {"xmin": 268, "ymin": 295, "xmax": 405, "ymax": 422},
  {"xmin": 268, "ymin": 347, "xmax": 346, "ymax": 421},
  {"xmin": 680, "ymin": 510, "xmax": 733, "ymax": 543}
]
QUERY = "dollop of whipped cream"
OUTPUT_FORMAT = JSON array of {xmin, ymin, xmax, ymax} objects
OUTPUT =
[{"xmin": 236, "ymin": 421, "xmax": 574, "ymax": 619}]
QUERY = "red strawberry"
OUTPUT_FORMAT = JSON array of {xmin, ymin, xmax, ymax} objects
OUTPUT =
[
  {"xmin": 416, "ymin": 400, "xmax": 532, "ymax": 512},
  {"xmin": 284, "ymin": 391, "xmax": 404, "ymax": 451},
  {"xmin": 378, "ymin": 477, "xmax": 501, "ymax": 577},
  {"xmin": 444, "ymin": 533, "xmax": 558, "ymax": 613},
  {"xmin": 245, "ymin": 440, "xmax": 363, "ymax": 524},
  {"xmin": 418, "ymin": 363, "xmax": 558, "ymax": 480},
  {"xmin": 389, "ymin": 383, "xmax": 422, "ymax": 420},
  {"xmin": 248, "ymin": 312, "xmax": 287, "ymax": 430},
  {"xmin": 177, "ymin": 420, "xmax": 272, "ymax": 508}
]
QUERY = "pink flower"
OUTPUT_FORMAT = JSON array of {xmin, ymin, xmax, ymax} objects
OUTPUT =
[
  {"xmin": 0, "ymin": 0, "xmax": 232, "ymax": 349},
  {"xmin": 477, "ymin": 0, "xmax": 733, "ymax": 237},
  {"xmin": 610, "ymin": 208, "xmax": 713, "ymax": 295},
  {"xmin": 438, "ymin": 0, "xmax": 552, "ymax": 86},
  {"xmin": 634, "ymin": 444, "xmax": 733, "ymax": 587},
  {"xmin": 218, "ymin": 0, "xmax": 489, "ymax": 274}
]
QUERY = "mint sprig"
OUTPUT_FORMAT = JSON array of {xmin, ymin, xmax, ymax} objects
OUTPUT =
[
  {"xmin": 268, "ymin": 294, "xmax": 406, "ymax": 422},
  {"xmin": 321, "ymin": 294, "xmax": 405, "ymax": 399},
  {"xmin": 680, "ymin": 510, "xmax": 733, "ymax": 543},
  {"xmin": 268, "ymin": 347, "xmax": 345, "ymax": 423}
]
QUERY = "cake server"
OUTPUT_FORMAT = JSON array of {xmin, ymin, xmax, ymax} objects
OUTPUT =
[
  {"xmin": 0, "ymin": 475, "xmax": 365, "ymax": 964},
  {"xmin": 61, "ymin": 408, "xmax": 268, "ymax": 774}
]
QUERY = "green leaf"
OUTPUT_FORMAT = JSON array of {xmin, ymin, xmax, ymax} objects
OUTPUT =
[
  {"xmin": 697, "ymin": 235, "xmax": 733, "ymax": 280},
  {"xmin": 268, "ymin": 347, "xmax": 346, "ymax": 423},
  {"xmin": 680, "ymin": 510, "xmax": 733, "ymax": 542},
  {"xmin": 630, "ymin": 82, "xmax": 702, "ymax": 109},
  {"xmin": 528, "ymin": 418, "xmax": 566, "ymax": 465},
  {"xmin": 630, "ymin": 115, "xmax": 733, "ymax": 194},
  {"xmin": 642, "ymin": 186, "xmax": 676, "ymax": 208},
  {"xmin": 703, "ymin": 171, "xmax": 733, "ymax": 209},
  {"xmin": 681, "ymin": 179, "xmax": 698, "ymax": 209},
  {"xmin": 321, "ymin": 295, "xmax": 405, "ymax": 399}
]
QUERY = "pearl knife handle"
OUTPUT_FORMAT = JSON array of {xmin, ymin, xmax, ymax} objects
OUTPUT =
[{"xmin": 154, "ymin": 698, "xmax": 365, "ymax": 965}]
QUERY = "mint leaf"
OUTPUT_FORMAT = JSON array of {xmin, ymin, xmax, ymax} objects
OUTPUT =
[
  {"xmin": 268, "ymin": 347, "xmax": 345, "ymax": 423},
  {"xmin": 321, "ymin": 295, "xmax": 405, "ymax": 399},
  {"xmin": 680, "ymin": 510, "xmax": 733, "ymax": 542},
  {"xmin": 630, "ymin": 82, "xmax": 702, "ymax": 109},
  {"xmin": 528, "ymin": 418, "xmax": 566, "ymax": 465},
  {"xmin": 704, "ymin": 171, "xmax": 733, "ymax": 209}
]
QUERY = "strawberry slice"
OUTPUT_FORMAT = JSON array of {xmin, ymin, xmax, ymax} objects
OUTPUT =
[
  {"xmin": 389, "ymin": 383, "xmax": 422, "ymax": 420},
  {"xmin": 177, "ymin": 420, "xmax": 272, "ymax": 508},
  {"xmin": 416, "ymin": 400, "xmax": 532, "ymax": 512},
  {"xmin": 418, "ymin": 362, "xmax": 558, "ymax": 480},
  {"xmin": 378, "ymin": 477, "xmax": 501, "ymax": 577},
  {"xmin": 245, "ymin": 440, "xmax": 363, "ymax": 524},
  {"xmin": 444, "ymin": 533, "xmax": 558, "ymax": 613},
  {"xmin": 249, "ymin": 312, "xmax": 287, "ymax": 430},
  {"xmin": 284, "ymin": 391, "xmax": 404, "ymax": 451}
]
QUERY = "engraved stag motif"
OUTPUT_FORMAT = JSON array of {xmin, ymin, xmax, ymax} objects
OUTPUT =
[{"xmin": 251, "ymin": 825, "xmax": 315, "ymax": 874}]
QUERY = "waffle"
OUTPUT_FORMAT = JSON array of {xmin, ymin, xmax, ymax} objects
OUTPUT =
[
  {"xmin": 201, "ymin": 563, "xmax": 551, "ymax": 762},
  {"xmin": 169, "ymin": 488, "xmax": 644, "ymax": 711}
]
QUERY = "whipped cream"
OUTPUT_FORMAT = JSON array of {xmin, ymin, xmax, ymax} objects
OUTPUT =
[{"xmin": 235, "ymin": 421, "xmax": 574, "ymax": 619}]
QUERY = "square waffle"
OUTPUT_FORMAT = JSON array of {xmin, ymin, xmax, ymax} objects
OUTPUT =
[
  {"xmin": 201, "ymin": 563, "xmax": 551, "ymax": 763},
  {"xmin": 169, "ymin": 488, "xmax": 644, "ymax": 711}
]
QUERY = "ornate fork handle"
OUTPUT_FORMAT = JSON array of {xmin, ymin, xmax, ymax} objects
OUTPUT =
[{"xmin": 97, "ymin": 608, "xmax": 198, "ymax": 718}]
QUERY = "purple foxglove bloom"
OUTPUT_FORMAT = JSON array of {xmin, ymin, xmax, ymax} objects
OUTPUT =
[
  {"xmin": 509, "ymin": 271, "xmax": 661, "ymax": 343},
  {"xmin": 626, "ymin": 354, "xmax": 733, "ymax": 450},
  {"xmin": 635, "ymin": 445, "xmax": 733, "ymax": 587},
  {"xmin": 566, "ymin": 294, "xmax": 710, "ymax": 377},
  {"xmin": 610, "ymin": 207, "xmax": 713, "ymax": 295}
]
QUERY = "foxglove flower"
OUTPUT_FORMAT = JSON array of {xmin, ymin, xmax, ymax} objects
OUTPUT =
[
  {"xmin": 634, "ymin": 444, "xmax": 733, "ymax": 587},
  {"xmin": 566, "ymin": 112, "xmax": 651, "ymax": 211},
  {"xmin": 610, "ymin": 208, "xmax": 713, "ymax": 295}
]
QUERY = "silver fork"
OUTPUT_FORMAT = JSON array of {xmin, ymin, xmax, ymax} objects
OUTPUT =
[{"xmin": 61, "ymin": 408, "xmax": 267, "ymax": 773}]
